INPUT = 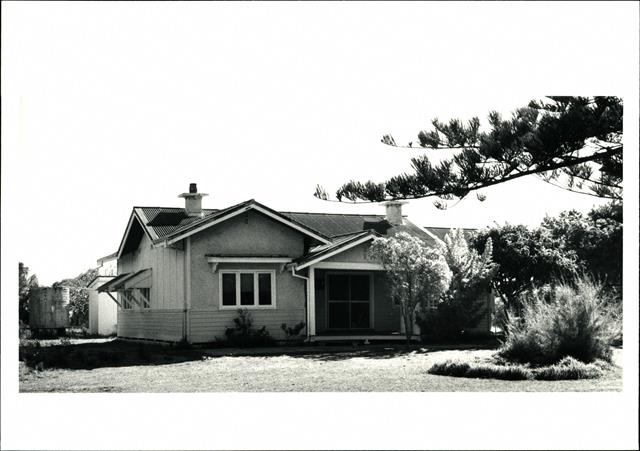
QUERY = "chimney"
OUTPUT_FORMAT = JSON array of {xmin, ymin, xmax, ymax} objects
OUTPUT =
[
  {"xmin": 178, "ymin": 183, "xmax": 208, "ymax": 217},
  {"xmin": 382, "ymin": 200, "xmax": 407, "ymax": 226}
]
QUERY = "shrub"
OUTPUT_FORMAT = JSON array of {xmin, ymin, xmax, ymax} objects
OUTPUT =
[
  {"xmin": 281, "ymin": 322, "xmax": 306, "ymax": 340},
  {"xmin": 224, "ymin": 309, "xmax": 275, "ymax": 347},
  {"xmin": 500, "ymin": 276, "xmax": 620, "ymax": 365}
]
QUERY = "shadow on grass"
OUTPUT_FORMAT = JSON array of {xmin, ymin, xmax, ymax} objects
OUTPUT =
[
  {"xmin": 19, "ymin": 337, "xmax": 501, "ymax": 370},
  {"xmin": 291, "ymin": 341, "xmax": 500, "ymax": 362},
  {"xmin": 19, "ymin": 340, "xmax": 209, "ymax": 371}
]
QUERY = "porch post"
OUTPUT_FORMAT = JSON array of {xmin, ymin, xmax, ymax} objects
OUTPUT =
[{"xmin": 308, "ymin": 267, "xmax": 316, "ymax": 336}]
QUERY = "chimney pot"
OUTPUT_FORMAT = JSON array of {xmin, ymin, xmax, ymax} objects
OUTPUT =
[
  {"xmin": 179, "ymin": 183, "xmax": 208, "ymax": 217},
  {"xmin": 382, "ymin": 200, "xmax": 408, "ymax": 226}
]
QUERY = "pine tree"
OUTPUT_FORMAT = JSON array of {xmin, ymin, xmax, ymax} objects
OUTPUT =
[{"xmin": 315, "ymin": 97, "xmax": 622, "ymax": 208}]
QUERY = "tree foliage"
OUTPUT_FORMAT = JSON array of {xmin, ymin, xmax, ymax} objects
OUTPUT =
[
  {"xmin": 18, "ymin": 262, "xmax": 39, "ymax": 325},
  {"xmin": 470, "ymin": 201, "xmax": 622, "ymax": 317},
  {"xmin": 368, "ymin": 232, "xmax": 452, "ymax": 342},
  {"xmin": 315, "ymin": 97, "xmax": 622, "ymax": 207},
  {"xmin": 418, "ymin": 229, "xmax": 498, "ymax": 340},
  {"xmin": 540, "ymin": 201, "xmax": 622, "ymax": 287},
  {"xmin": 470, "ymin": 224, "xmax": 580, "ymax": 314},
  {"xmin": 53, "ymin": 268, "xmax": 98, "ymax": 328}
]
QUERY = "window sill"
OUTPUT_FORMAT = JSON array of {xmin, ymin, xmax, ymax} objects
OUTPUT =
[{"xmin": 219, "ymin": 305, "xmax": 277, "ymax": 310}]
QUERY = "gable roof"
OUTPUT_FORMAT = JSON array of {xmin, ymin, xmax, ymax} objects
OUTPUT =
[
  {"xmin": 295, "ymin": 230, "xmax": 377, "ymax": 270},
  {"xmin": 115, "ymin": 198, "xmax": 448, "ymax": 261}
]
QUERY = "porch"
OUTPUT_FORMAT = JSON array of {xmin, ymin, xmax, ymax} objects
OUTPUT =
[{"xmin": 307, "ymin": 264, "xmax": 411, "ymax": 340}]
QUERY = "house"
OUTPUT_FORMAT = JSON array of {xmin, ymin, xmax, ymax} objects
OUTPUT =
[
  {"xmin": 98, "ymin": 184, "xmax": 492, "ymax": 343},
  {"xmin": 87, "ymin": 252, "xmax": 118, "ymax": 336}
]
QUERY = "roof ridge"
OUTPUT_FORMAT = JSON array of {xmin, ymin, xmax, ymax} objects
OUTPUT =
[
  {"xmin": 281, "ymin": 211, "xmax": 385, "ymax": 217},
  {"xmin": 134, "ymin": 206, "xmax": 219, "ymax": 211}
]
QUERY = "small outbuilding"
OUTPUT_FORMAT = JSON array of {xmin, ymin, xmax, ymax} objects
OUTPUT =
[{"xmin": 87, "ymin": 252, "xmax": 118, "ymax": 336}]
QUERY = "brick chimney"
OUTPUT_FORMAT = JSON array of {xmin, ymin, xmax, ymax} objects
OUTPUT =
[
  {"xmin": 178, "ymin": 183, "xmax": 208, "ymax": 217},
  {"xmin": 382, "ymin": 200, "xmax": 407, "ymax": 226}
]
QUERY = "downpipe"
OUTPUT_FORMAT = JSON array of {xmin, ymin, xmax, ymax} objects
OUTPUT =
[{"xmin": 290, "ymin": 266, "xmax": 311, "ymax": 342}]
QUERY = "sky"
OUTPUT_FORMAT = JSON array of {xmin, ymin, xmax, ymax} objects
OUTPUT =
[
  {"xmin": 3, "ymin": 2, "xmax": 634, "ymax": 286},
  {"xmin": 1, "ymin": 3, "xmax": 638, "ymax": 450}
]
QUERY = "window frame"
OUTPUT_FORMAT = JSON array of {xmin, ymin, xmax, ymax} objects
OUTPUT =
[{"xmin": 218, "ymin": 269, "xmax": 277, "ymax": 310}]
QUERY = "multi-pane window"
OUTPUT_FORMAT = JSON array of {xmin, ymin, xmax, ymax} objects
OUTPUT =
[
  {"xmin": 120, "ymin": 288, "xmax": 151, "ymax": 310},
  {"xmin": 121, "ymin": 290, "xmax": 134, "ymax": 310},
  {"xmin": 220, "ymin": 271, "xmax": 275, "ymax": 308},
  {"xmin": 139, "ymin": 288, "xmax": 151, "ymax": 309}
]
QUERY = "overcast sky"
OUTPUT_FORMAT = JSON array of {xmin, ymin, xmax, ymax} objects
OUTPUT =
[{"xmin": 2, "ymin": 2, "xmax": 636, "ymax": 286}]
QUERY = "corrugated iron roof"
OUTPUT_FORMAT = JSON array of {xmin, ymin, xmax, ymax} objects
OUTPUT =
[
  {"xmin": 137, "ymin": 207, "xmax": 220, "ymax": 239},
  {"xmin": 280, "ymin": 212, "xmax": 390, "ymax": 237}
]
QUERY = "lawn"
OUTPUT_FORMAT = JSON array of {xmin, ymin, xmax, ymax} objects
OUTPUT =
[{"xmin": 18, "ymin": 339, "xmax": 623, "ymax": 392}]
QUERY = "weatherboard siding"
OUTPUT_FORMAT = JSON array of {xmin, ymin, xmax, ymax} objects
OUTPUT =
[
  {"xmin": 189, "ymin": 308, "xmax": 306, "ymax": 343},
  {"xmin": 118, "ymin": 234, "xmax": 185, "ymax": 310},
  {"xmin": 117, "ymin": 310, "xmax": 184, "ymax": 341}
]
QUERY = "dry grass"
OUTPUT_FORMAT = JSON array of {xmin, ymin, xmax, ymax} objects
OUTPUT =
[{"xmin": 18, "ymin": 339, "xmax": 622, "ymax": 392}]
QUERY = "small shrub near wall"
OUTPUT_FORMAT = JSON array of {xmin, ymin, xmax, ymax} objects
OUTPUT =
[{"xmin": 224, "ymin": 309, "xmax": 275, "ymax": 348}]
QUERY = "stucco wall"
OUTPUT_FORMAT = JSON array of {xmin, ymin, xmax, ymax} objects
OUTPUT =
[
  {"xmin": 322, "ymin": 241, "xmax": 375, "ymax": 263},
  {"xmin": 187, "ymin": 210, "xmax": 308, "ymax": 342}
]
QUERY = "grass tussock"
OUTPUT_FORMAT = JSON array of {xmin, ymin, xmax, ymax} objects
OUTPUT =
[
  {"xmin": 428, "ymin": 355, "xmax": 614, "ymax": 381},
  {"xmin": 500, "ymin": 277, "xmax": 621, "ymax": 366},
  {"xmin": 428, "ymin": 359, "xmax": 532, "ymax": 380}
]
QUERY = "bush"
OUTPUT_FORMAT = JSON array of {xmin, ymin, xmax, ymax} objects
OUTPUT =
[
  {"xmin": 224, "ymin": 309, "xmax": 275, "ymax": 347},
  {"xmin": 281, "ymin": 322, "xmax": 306, "ymax": 340},
  {"xmin": 500, "ymin": 276, "xmax": 620, "ymax": 365}
]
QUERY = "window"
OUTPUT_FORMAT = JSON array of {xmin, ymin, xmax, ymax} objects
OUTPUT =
[
  {"xmin": 219, "ymin": 271, "xmax": 276, "ymax": 308},
  {"xmin": 121, "ymin": 290, "xmax": 133, "ymax": 310},
  {"xmin": 120, "ymin": 288, "xmax": 150, "ymax": 309},
  {"xmin": 139, "ymin": 288, "xmax": 151, "ymax": 309}
]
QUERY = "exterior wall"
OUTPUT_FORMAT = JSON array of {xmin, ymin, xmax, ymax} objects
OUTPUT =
[
  {"xmin": 89, "ymin": 290, "xmax": 99, "ymax": 334},
  {"xmin": 118, "ymin": 233, "xmax": 185, "ymax": 310},
  {"xmin": 322, "ymin": 241, "xmax": 374, "ymax": 263},
  {"xmin": 187, "ymin": 211, "xmax": 308, "ymax": 342},
  {"xmin": 97, "ymin": 293, "xmax": 118, "ymax": 335},
  {"xmin": 117, "ymin": 310, "xmax": 184, "ymax": 341},
  {"xmin": 313, "ymin": 269, "xmax": 401, "ymax": 334},
  {"xmin": 88, "ymin": 276, "xmax": 118, "ymax": 335}
]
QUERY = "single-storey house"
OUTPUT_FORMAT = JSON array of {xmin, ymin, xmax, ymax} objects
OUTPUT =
[{"xmin": 99, "ymin": 184, "xmax": 492, "ymax": 343}]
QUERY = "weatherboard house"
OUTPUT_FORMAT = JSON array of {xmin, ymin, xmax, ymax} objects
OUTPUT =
[{"xmin": 99, "ymin": 184, "xmax": 492, "ymax": 343}]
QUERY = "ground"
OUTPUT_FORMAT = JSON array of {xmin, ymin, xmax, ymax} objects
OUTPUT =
[{"xmin": 18, "ymin": 339, "xmax": 623, "ymax": 392}]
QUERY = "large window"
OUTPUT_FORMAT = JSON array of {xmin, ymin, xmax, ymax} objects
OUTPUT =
[{"xmin": 219, "ymin": 271, "xmax": 276, "ymax": 309}]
